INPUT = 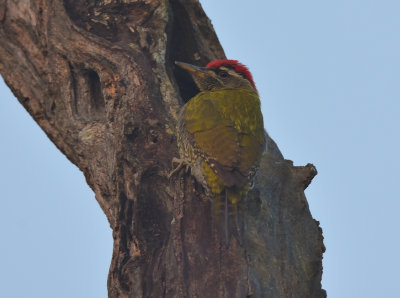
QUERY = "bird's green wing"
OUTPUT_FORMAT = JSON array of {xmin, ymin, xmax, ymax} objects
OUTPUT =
[{"xmin": 184, "ymin": 89, "xmax": 265, "ymax": 187}]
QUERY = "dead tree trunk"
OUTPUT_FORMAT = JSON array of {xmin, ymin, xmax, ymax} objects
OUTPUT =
[{"xmin": 0, "ymin": 0, "xmax": 325, "ymax": 297}]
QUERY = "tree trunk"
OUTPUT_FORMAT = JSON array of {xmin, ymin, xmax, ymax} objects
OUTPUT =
[{"xmin": 0, "ymin": 0, "xmax": 326, "ymax": 297}]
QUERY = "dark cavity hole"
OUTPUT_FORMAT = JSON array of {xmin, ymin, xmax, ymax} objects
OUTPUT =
[
  {"xmin": 167, "ymin": 0, "xmax": 202, "ymax": 103},
  {"xmin": 173, "ymin": 65, "xmax": 199, "ymax": 103},
  {"xmin": 86, "ymin": 69, "xmax": 105, "ymax": 118}
]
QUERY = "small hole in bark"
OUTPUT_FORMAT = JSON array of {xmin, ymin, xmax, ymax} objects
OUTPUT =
[
  {"xmin": 51, "ymin": 102, "xmax": 56, "ymax": 113},
  {"xmin": 151, "ymin": 133, "xmax": 158, "ymax": 143},
  {"xmin": 86, "ymin": 69, "xmax": 105, "ymax": 119},
  {"xmin": 124, "ymin": 124, "xmax": 140, "ymax": 142},
  {"xmin": 149, "ymin": 130, "xmax": 158, "ymax": 143},
  {"xmin": 146, "ymin": 34, "xmax": 152, "ymax": 47}
]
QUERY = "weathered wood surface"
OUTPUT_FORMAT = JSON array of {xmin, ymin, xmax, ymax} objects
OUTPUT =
[{"xmin": 0, "ymin": 1, "xmax": 325, "ymax": 297}]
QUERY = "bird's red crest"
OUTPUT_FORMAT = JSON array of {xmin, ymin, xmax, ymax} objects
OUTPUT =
[{"xmin": 206, "ymin": 59, "xmax": 256, "ymax": 90}]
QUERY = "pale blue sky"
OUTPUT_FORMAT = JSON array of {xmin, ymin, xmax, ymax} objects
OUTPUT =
[{"xmin": 1, "ymin": 1, "xmax": 399, "ymax": 297}]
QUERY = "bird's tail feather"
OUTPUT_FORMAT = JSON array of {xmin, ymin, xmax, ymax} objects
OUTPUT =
[
  {"xmin": 224, "ymin": 191, "xmax": 230, "ymax": 247},
  {"xmin": 213, "ymin": 189, "xmax": 244, "ymax": 247}
]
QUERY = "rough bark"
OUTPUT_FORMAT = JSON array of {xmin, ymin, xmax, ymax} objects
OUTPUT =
[{"xmin": 0, "ymin": 1, "xmax": 326, "ymax": 297}]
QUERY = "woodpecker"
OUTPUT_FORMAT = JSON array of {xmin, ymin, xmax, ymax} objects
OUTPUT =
[{"xmin": 171, "ymin": 59, "xmax": 266, "ymax": 245}]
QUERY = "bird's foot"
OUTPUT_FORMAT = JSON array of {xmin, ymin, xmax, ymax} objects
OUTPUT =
[{"xmin": 168, "ymin": 157, "xmax": 190, "ymax": 178}]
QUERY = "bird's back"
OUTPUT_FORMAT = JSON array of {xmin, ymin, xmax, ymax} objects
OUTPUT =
[{"xmin": 181, "ymin": 88, "xmax": 265, "ymax": 194}]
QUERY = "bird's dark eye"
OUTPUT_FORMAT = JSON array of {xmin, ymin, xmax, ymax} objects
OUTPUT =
[{"xmin": 218, "ymin": 70, "xmax": 228, "ymax": 78}]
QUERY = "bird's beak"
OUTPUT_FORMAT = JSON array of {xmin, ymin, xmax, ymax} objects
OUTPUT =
[{"xmin": 175, "ymin": 61, "xmax": 209, "ymax": 78}]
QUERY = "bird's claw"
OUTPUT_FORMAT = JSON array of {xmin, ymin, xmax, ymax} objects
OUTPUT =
[{"xmin": 168, "ymin": 157, "xmax": 190, "ymax": 178}]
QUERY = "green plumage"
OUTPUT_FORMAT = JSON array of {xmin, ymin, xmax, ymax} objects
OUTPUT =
[{"xmin": 177, "ymin": 88, "xmax": 265, "ymax": 203}]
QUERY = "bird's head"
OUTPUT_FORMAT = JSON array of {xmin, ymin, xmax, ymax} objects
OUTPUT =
[{"xmin": 175, "ymin": 59, "xmax": 257, "ymax": 94}]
